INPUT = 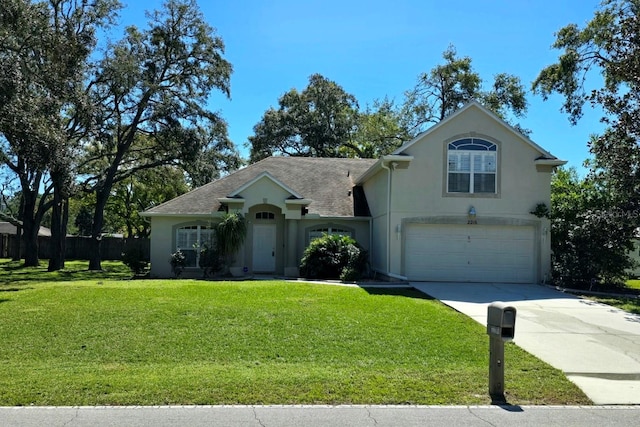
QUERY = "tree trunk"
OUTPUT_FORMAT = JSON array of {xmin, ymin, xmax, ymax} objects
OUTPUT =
[
  {"xmin": 88, "ymin": 189, "xmax": 108, "ymax": 271},
  {"xmin": 21, "ymin": 217, "xmax": 39, "ymax": 267},
  {"xmin": 12, "ymin": 196, "xmax": 25, "ymax": 261},
  {"xmin": 12, "ymin": 225, "xmax": 22, "ymax": 261},
  {"xmin": 61, "ymin": 197, "xmax": 68, "ymax": 268},
  {"xmin": 48, "ymin": 187, "xmax": 67, "ymax": 271},
  {"xmin": 21, "ymin": 194, "xmax": 40, "ymax": 267}
]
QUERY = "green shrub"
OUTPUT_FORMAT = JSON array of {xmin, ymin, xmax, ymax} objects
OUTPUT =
[
  {"xmin": 198, "ymin": 245, "xmax": 223, "ymax": 277},
  {"xmin": 169, "ymin": 250, "xmax": 186, "ymax": 278},
  {"xmin": 300, "ymin": 234, "xmax": 368, "ymax": 280},
  {"xmin": 550, "ymin": 168, "xmax": 636, "ymax": 288},
  {"xmin": 340, "ymin": 267, "xmax": 360, "ymax": 282},
  {"xmin": 121, "ymin": 247, "xmax": 149, "ymax": 275}
]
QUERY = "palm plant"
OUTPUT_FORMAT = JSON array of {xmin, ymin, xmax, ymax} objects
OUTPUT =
[{"xmin": 216, "ymin": 212, "xmax": 247, "ymax": 272}]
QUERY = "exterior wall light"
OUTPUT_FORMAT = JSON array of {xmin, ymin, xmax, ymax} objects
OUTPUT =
[{"xmin": 468, "ymin": 206, "xmax": 477, "ymax": 224}]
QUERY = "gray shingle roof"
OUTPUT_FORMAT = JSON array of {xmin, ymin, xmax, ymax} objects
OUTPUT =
[
  {"xmin": 144, "ymin": 157, "xmax": 377, "ymax": 217},
  {"xmin": 0, "ymin": 222, "xmax": 52, "ymax": 236}
]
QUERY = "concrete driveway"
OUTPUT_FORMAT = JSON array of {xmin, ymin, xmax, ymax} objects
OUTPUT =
[{"xmin": 412, "ymin": 282, "xmax": 640, "ymax": 405}]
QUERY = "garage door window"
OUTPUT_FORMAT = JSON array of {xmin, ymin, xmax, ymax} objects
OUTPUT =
[{"xmin": 448, "ymin": 138, "xmax": 497, "ymax": 194}]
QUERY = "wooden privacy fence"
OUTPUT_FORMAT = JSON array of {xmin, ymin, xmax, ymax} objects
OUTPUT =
[{"xmin": 0, "ymin": 234, "xmax": 150, "ymax": 261}]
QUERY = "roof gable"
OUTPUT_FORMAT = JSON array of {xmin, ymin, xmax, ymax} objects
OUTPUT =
[
  {"xmin": 229, "ymin": 171, "xmax": 303, "ymax": 199},
  {"xmin": 392, "ymin": 101, "xmax": 559, "ymax": 159}
]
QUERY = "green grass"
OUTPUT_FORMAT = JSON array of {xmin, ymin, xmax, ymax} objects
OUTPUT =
[
  {"xmin": 588, "ymin": 296, "xmax": 640, "ymax": 314},
  {"xmin": 626, "ymin": 280, "xmax": 640, "ymax": 291},
  {"xmin": 585, "ymin": 280, "xmax": 640, "ymax": 314},
  {"xmin": 0, "ymin": 258, "xmax": 132, "ymax": 286},
  {"xmin": 0, "ymin": 271, "xmax": 589, "ymax": 406}
]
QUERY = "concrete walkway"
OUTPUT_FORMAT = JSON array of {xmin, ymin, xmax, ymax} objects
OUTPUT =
[{"xmin": 412, "ymin": 282, "xmax": 640, "ymax": 405}]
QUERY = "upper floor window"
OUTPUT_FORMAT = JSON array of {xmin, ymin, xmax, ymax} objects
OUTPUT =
[{"xmin": 447, "ymin": 138, "xmax": 497, "ymax": 194}]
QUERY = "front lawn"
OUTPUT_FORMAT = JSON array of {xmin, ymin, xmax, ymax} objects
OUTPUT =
[
  {"xmin": 0, "ymin": 259, "xmax": 132, "ymax": 285},
  {"xmin": 0, "ymin": 269, "xmax": 589, "ymax": 406},
  {"xmin": 584, "ymin": 279, "xmax": 640, "ymax": 314},
  {"xmin": 626, "ymin": 280, "xmax": 640, "ymax": 291}
]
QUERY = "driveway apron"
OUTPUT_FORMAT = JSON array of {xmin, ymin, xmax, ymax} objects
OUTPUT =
[{"xmin": 412, "ymin": 282, "xmax": 640, "ymax": 405}]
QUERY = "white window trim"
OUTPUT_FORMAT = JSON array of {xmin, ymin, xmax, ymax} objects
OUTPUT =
[
  {"xmin": 447, "ymin": 139, "xmax": 497, "ymax": 194},
  {"xmin": 176, "ymin": 225, "xmax": 215, "ymax": 268},
  {"xmin": 308, "ymin": 226, "xmax": 353, "ymax": 243}
]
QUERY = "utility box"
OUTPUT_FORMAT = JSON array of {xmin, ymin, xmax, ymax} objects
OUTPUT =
[{"xmin": 487, "ymin": 302, "xmax": 516, "ymax": 342}]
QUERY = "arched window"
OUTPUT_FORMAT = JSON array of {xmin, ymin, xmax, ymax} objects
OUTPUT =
[
  {"xmin": 176, "ymin": 225, "xmax": 215, "ymax": 267},
  {"xmin": 447, "ymin": 138, "xmax": 497, "ymax": 194}
]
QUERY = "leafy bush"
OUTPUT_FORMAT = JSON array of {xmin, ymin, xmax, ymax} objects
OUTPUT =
[
  {"xmin": 121, "ymin": 247, "xmax": 149, "ymax": 275},
  {"xmin": 300, "ymin": 234, "xmax": 368, "ymax": 280},
  {"xmin": 552, "ymin": 209, "xmax": 635, "ymax": 288},
  {"xmin": 199, "ymin": 245, "xmax": 223, "ymax": 277},
  {"xmin": 550, "ymin": 168, "xmax": 635, "ymax": 288},
  {"xmin": 169, "ymin": 250, "xmax": 186, "ymax": 278}
]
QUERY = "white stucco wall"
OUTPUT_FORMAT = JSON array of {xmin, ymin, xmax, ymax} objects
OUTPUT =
[
  {"xmin": 148, "ymin": 215, "xmax": 215, "ymax": 277},
  {"xmin": 366, "ymin": 105, "xmax": 555, "ymax": 282},
  {"xmin": 362, "ymin": 166, "xmax": 390, "ymax": 274}
]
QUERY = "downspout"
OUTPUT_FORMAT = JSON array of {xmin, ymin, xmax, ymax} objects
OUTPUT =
[
  {"xmin": 380, "ymin": 161, "xmax": 392, "ymax": 276},
  {"xmin": 368, "ymin": 216, "xmax": 373, "ymax": 277}
]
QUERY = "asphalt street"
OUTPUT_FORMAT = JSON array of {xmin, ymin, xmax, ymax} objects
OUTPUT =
[{"xmin": 1, "ymin": 405, "xmax": 640, "ymax": 427}]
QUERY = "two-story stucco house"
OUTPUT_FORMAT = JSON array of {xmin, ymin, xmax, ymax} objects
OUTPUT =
[{"xmin": 141, "ymin": 101, "xmax": 565, "ymax": 282}]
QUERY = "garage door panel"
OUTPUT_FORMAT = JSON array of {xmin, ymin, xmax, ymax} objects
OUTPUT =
[{"xmin": 405, "ymin": 224, "xmax": 535, "ymax": 283}]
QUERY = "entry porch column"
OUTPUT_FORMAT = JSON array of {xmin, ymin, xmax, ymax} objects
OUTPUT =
[{"xmin": 284, "ymin": 219, "xmax": 299, "ymax": 277}]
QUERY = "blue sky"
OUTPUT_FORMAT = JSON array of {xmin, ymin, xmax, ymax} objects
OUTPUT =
[{"xmin": 117, "ymin": 0, "xmax": 604, "ymax": 172}]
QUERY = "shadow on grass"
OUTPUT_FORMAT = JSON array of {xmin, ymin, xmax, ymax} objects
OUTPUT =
[
  {"xmin": 588, "ymin": 295, "xmax": 640, "ymax": 316},
  {"xmin": 0, "ymin": 259, "xmax": 132, "ymax": 285},
  {"xmin": 0, "ymin": 287, "xmax": 30, "ymax": 292},
  {"xmin": 362, "ymin": 286, "xmax": 435, "ymax": 300}
]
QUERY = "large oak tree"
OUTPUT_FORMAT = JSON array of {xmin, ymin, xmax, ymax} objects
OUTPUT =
[
  {"xmin": 533, "ymin": 0, "xmax": 640, "ymax": 211},
  {"xmin": 403, "ymin": 46, "xmax": 529, "ymax": 136},
  {"xmin": 81, "ymin": 0, "xmax": 237, "ymax": 270},
  {"xmin": 532, "ymin": 0, "xmax": 640, "ymax": 284},
  {"xmin": 0, "ymin": 0, "xmax": 118, "ymax": 268},
  {"xmin": 248, "ymin": 74, "xmax": 361, "ymax": 162}
]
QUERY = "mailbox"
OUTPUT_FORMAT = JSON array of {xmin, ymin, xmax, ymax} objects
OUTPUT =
[{"xmin": 487, "ymin": 302, "xmax": 516, "ymax": 341}]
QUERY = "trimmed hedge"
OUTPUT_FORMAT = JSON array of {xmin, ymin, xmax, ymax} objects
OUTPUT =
[{"xmin": 299, "ymin": 234, "xmax": 368, "ymax": 281}]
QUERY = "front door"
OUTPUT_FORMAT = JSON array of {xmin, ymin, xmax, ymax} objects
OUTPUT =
[{"xmin": 253, "ymin": 224, "xmax": 276, "ymax": 272}]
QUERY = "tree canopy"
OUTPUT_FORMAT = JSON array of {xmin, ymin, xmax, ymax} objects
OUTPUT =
[
  {"xmin": 106, "ymin": 166, "xmax": 189, "ymax": 238},
  {"xmin": 248, "ymin": 47, "xmax": 530, "ymax": 165},
  {"xmin": 0, "ymin": 0, "xmax": 119, "ymax": 268},
  {"xmin": 533, "ymin": 0, "xmax": 640, "ymax": 286},
  {"xmin": 402, "ymin": 45, "xmax": 528, "ymax": 136},
  {"xmin": 0, "ymin": 0, "xmax": 239, "ymax": 270},
  {"xmin": 248, "ymin": 74, "xmax": 360, "ymax": 162},
  {"xmin": 350, "ymin": 98, "xmax": 411, "ymax": 158},
  {"xmin": 533, "ymin": 0, "xmax": 640, "ymax": 211},
  {"xmin": 79, "ymin": 0, "xmax": 237, "ymax": 270}
]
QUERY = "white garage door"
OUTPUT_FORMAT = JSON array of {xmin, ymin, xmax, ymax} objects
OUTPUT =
[{"xmin": 405, "ymin": 224, "xmax": 535, "ymax": 283}]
